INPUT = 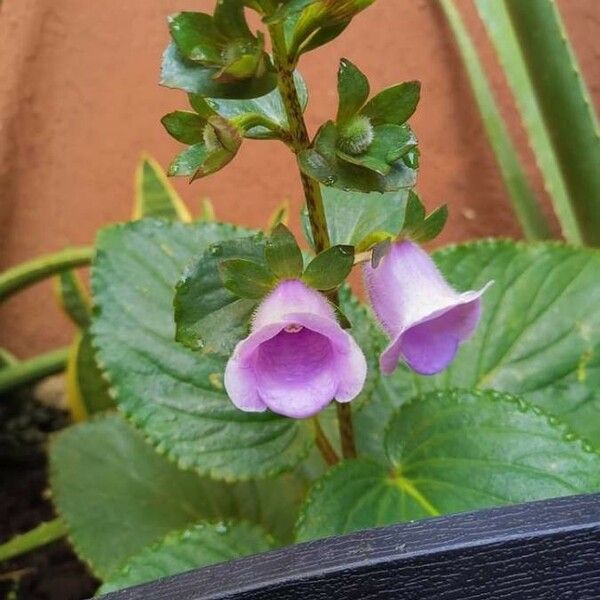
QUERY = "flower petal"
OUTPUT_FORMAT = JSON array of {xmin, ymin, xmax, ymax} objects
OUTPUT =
[
  {"xmin": 364, "ymin": 240, "xmax": 460, "ymax": 337},
  {"xmin": 334, "ymin": 332, "xmax": 368, "ymax": 402},
  {"xmin": 380, "ymin": 288, "xmax": 488, "ymax": 376},
  {"xmin": 224, "ymin": 353, "xmax": 267, "ymax": 412},
  {"xmin": 253, "ymin": 279, "xmax": 335, "ymax": 330}
]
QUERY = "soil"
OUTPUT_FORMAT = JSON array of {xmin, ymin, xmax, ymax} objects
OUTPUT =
[{"xmin": 0, "ymin": 389, "xmax": 99, "ymax": 600}]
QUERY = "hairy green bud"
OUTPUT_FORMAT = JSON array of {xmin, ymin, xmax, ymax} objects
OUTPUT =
[{"xmin": 337, "ymin": 115, "xmax": 374, "ymax": 155}]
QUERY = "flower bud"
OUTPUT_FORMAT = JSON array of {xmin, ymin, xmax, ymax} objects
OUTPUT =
[{"xmin": 337, "ymin": 115, "xmax": 374, "ymax": 155}]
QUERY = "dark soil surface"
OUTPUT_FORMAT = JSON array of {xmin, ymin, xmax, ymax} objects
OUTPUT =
[{"xmin": 0, "ymin": 390, "xmax": 99, "ymax": 600}]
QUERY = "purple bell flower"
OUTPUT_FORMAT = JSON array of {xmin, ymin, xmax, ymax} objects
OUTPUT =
[
  {"xmin": 224, "ymin": 279, "xmax": 367, "ymax": 419},
  {"xmin": 364, "ymin": 240, "xmax": 492, "ymax": 376}
]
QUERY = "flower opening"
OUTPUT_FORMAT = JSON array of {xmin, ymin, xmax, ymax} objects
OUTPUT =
[{"xmin": 224, "ymin": 279, "xmax": 367, "ymax": 418}]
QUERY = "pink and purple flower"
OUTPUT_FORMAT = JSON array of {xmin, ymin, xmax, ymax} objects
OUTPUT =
[
  {"xmin": 224, "ymin": 279, "xmax": 367, "ymax": 418},
  {"xmin": 364, "ymin": 240, "xmax": 492, "ymax": 376}
]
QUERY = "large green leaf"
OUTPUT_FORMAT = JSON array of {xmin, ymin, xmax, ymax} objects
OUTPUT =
[
  {"xmin": 371, "ymin": 241, "xmax": 600, "ymax": 446},
  {"xmin": 91, "ymin": 220, "xmax": 313, "ymax": 481},
  {"xmin": 297, "ymin": 389, "xmax": 600, "ymax": 542},
  {"xmin": 98, "ymin": 522, "xmax": 272, "ymax": 595},
  {"xmin": 50, "ymin": 415, "xmax": 307, "ymax": 579},
  {"xmin": 302, "ymin": 186, "xmax": 408, "ymax": 248},
  {"xmin": 204, "ymin": 71, "xmax": 308, "ymax": 140}
]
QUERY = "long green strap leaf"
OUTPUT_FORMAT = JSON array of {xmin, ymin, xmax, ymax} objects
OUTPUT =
[
  {"xmin": 439, "ymin": 0, "xmax": 551, "ymax": 241},
  {"xmin": 504, "ymin": 0, "xmax": 600, "ymax": 246},
  {"xmin": 0, "ymin": 347, "xmax": 69, "ymax": 394},
  {"xmin": 476, "ymin": 0, "xmax": 581, "ymax": 245},
  {"xmin": 0, "ymin": 518, "xmax": 68, "ymax": 563},
  {"xmin": 0, "ymin": 247, "xmax": 93, "ymax": 302}
]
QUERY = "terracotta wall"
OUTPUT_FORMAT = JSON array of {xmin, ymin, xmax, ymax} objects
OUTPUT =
[{"xmin": 1, "ymin": 0, "xmax": 599, "ymax": 358}]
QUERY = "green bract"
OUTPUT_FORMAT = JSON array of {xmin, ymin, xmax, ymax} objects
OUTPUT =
[
  {"xmin": 299, "ymin": 60, "xmax": 420, "ymax": 193},
  {"xmin": 162, "ymin": 5, "xmax": 277, "ymax": 98},
  {"xmin": 280, "ymin": 0, "xmax": 377, "ymax": 60},
  {"xmin": 166, "ymin": 115, "xmax": 243, "ymax": 181}
]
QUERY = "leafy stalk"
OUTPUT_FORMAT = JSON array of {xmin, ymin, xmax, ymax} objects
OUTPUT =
[
  {"xmin": 0, "ymin": 247, "xmax": 93, "ymax": 302},
  {"xmin": 503, "ymin": 0, "xmax": 600, "ymax": 246},
  {"xmin": 0, "ymin": 347, "xmax": 69, "ymax": 394},
  {"xmin": 439, "ymin": 0, "xmax": 551, "ymax": 241},
  {"xmin": 268, "ymin": 20, "xmax": 331, "ymax": 253},
  {"xmin": 0, "ymin": 518, "xmax": 68, "ymax": 563},
  {"xmin": 268, "ymin": 17, "xmax": 357, "ymax": 459},
  {"xmin": 475, "ymin": 0, "xmax": 581, "ymax": 245}
]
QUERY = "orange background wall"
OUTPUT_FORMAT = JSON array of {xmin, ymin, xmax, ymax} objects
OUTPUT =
[{"xmin": 1, "ymin": 0, "xmax": 599, "ymax": 358}]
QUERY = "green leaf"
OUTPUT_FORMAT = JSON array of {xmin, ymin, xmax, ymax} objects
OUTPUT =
[
  {"xmin": 439, "ymin": 0, "xmax": 551, "ymax": 242},
  {"xmin": 50, "ymin": 415, "xmax": 306, "ymax": 578},
  {"xmin": 302, "ymin": 245, "xmax": 354, "ymax": 291},
  {"xmin": 475, "ymin": 0, "xmax": 580, "ymax": 244},
  {"xmin": 167, "ymin": 143, "xmax": 209, "ymax": 178},
  {"xmin": 0, "ymin": 246, "xmax": 93, "ymax": 303},
  {"xmin": 161, "ymin": 43, "xmax": 277, "ymax": 99},
  {"xmin": 410, "ymin": 204, "xmax": 448, "ymax": 243},
  {"xmin": 337, "ymin": 58, "xmax": 369, "ymax": 124},
  {"xmin": 401, "ymin": 189, "xmax": 425, "ymax": 230},
  {"xmin": 361, "ymin": 81, "xmax": 421, "ymax": 126},
  {"xmin": 161, "ymin": 111, "xmax": 206, "ymax": 144},
  {"xmin": 67, "ymin": 330, "xmax": 115, "ymax": 419},
  {"xmin": 299, "ymin": 121, "xmax": 418, "ymax": 193},
  {"xmin": 174, "ymin": 233, "xmax": 266, "ymax": 355},
  {"xmin": 265, "ymin": 224, "xmax": 304, "ymax": 279},
  {"xmin": 377, "ymin": 241, "xmax": 600, "ymax": 446},
  {"xmin": 91, "ymin": 220, "xmax": 313, "ymax": 480},
  {"xmin": 287, "ymin": 0, "xmax": 375, "ymax": 58},
  {"xmin": 0, "ymin": 348, "xmax": 18, "ymax": 369},
  {"xmin": 0, "ymin": 518, "xmax": 67, "ymax": 563},
  {"xmin": 503, "ymin": 0, "xmax": 600, "ymax": 246},
  {"xmin": 168, "ymin": 12, "xmax": 224, "ymax": 65},
  {"xmin": 54, "ymin": 270, "xmax": 90, "ymax": 328},
  {"xmin": 214, "ymin": 0, "xmax": 253, "ymax": 39},
  {"xmin": 134, "ymin": 155, "xmax": 191, "ymax": 221},
  {"xmin": 296, "ymin": 389, "xmax": 600, "ymax": 542},
  {"xmin": 203, "ymin": 71, "xmax": 308, "ymax": 140},
  {"xmin": 99, "ymin": 522, "xmax": 272, "ymax": 595},
  {"xmin": 219, "ymin": 258, "xmax": 276, "ymax": 299},
  {"xmin": 302, "ymin": 186, "xmax": 408, "ymax": 248}
]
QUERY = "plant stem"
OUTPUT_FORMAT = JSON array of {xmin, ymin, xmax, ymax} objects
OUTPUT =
[
  {"xmin": 0, "ymin": 518, "xmax": 68, "ymax": 563},
  {"xmin": 312, "ymin": 417, "xmax": 339, "ymax": 466},
  {"xmin": 268, "ymin": 18, "xmax": 357, "ymax": 459},
  {"xmin": 0, "ymin": 247, "xmax": 94, "ymax": 303},
  {"xmin": 0, "ymin": 347, "xmax": 69, "ymax": 394},
  {"xmin": 336, "ymin": 403, "xmax": 357, "ymax": 459},
  {"xmin": 268, "ymin": 21, "xmax": 330, "ymax": 253}
]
